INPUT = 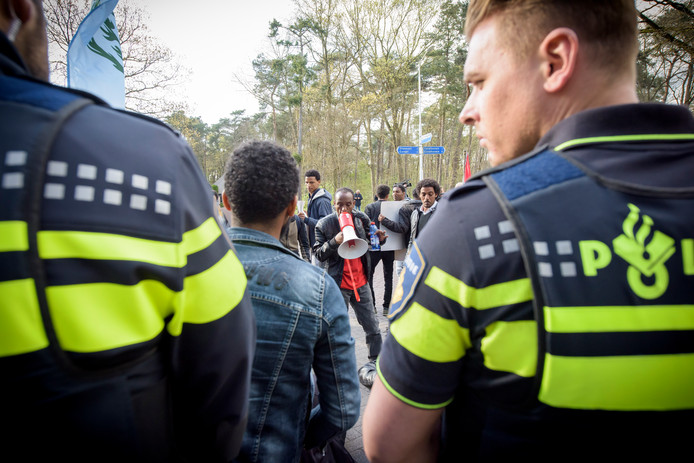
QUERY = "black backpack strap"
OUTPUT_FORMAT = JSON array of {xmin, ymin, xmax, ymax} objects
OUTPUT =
[{"xmin": 24, "ymin": 97, "xmax": 94, "ymax": 370}]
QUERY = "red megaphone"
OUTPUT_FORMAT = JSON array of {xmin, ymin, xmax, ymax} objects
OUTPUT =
[{"xmin": 338, "ymin": 212, "xmax": 369, "ymax": 259}]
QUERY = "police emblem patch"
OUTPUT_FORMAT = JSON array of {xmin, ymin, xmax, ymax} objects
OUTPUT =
[{"xmin": 388, "ymin": 241, "xmax": 427, "ymax": 318}]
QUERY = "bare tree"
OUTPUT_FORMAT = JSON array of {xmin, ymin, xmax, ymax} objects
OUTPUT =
[
  {"xmin": 45, "ymin": 0, "xmax": 188, "ymax": 117},
  {"xmin": 638, "ymin": 0, "xmax": 694, "ymax": 109}
]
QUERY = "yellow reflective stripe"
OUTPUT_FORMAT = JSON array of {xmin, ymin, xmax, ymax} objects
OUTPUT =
[
  {"xmin": 376, "ymin": 359, "xmax": 452, "ymax": 409},
  {"xmin": 38, "ymin": 231, "xmax": 181, "ymax": 266},
  {"xmin": 481, "ymin": 320, "xmax": 537, "ymax": 377},
  {"xmin": 424, "ymin": 266, "xmax": 532, "ymax": 310},
  {"xmin": 37, "ymin": 217, "xmax": 222, "ymax": 267},
  {"xmin": 554, "ymin": 133, "xmax": 694, "ymax": 152},
  {"xmin": 539, "ymin": 353, "xmax": 694, "ymax": 411},
  {"xmin": 545, "ymin": 305, "xmax": 694, "ymax": 333},
  {"xmin": 390, "ymin": 302, "xmax": 470, "ymax": 363},
  {"xmin": 46, "ymin": 280, "xmax": 173, "ymax": 353},
  {"xmin": 181, "ymin": 217, "xmax": 222, "ymax": 256},
  {"xmin": 0, "ymin": 279, "xmax": 49, "ymax": 356},
  {"xmin": 0, "ymin": 221, "xmax": 29, "ymax": 252},
  {"xmin": 167, "ymin": 250, "xmax": 247, "ymax": 335},
  {"xmin": 32, "ymin": 250, "xmax": 245, "ymax": 353}
]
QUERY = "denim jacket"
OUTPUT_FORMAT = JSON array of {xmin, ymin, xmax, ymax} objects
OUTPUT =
[{"xmin": 228, "ymin": 227, "xmax": 360, "ymax": 463}]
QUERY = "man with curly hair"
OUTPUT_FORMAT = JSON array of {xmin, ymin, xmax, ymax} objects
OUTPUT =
[
  {"xmin": 223, "ymin": 141, "xmax": 360, "ymax": 462},
  {"xmin": 403, "ymin": 178, "xmax": 441, "ymax": 260}
]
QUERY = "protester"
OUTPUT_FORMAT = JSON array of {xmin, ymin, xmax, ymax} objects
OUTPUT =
[
  {"xmin": 391, "ymin": 183, "xmax": 408, "ymax": 202},
  {"xmin": 379, "ymin": 188, "xmax": 422, "ymax": 276},
  {"xmin": 403, "ymin": 178, "xmax": 440, "ymax": 260},
  {"xmin": 223, "ymin": 141, "xmax": 360, "ymax": 462},
  {"xmin": 364, "ymin": 184, "xmax": 395, "ymax": 316},
  {"xmin": 364, "ymin": 1, "xmax": 694, "ymax": 461},
  {"xmin": 314, "ymin": 188, "xmax": 386, "ymax": 366},
  {"xmin": 298, "ymin": 169, "xmax": 332, "ymax": 262},
  {"xmin": 280, "ymin": 214, "xmax": 310, "ymax": 261},
  {"xmin": 0, "ymin": 2, "xmax": 256, "ymax": 460}
]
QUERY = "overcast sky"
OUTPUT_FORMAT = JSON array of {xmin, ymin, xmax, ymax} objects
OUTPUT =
[{"xmin": 135, "ymin": 0, "xmax": 296, "ymax": 123}]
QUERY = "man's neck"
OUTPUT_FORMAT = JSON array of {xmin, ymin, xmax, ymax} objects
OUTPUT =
[{"xmin": 541, "ymin": 69, "xmax": 639, "ymax": 137}]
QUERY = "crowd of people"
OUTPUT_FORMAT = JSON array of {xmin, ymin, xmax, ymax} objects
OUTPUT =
[{"xmin": 2, "ymin": 0, "xmax": 693, "ymax": 462}]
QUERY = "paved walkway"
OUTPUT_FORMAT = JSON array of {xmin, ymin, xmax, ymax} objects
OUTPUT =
[{"xmin": 344, "ymin": 259, "xmax": 398, "ymax": 463}]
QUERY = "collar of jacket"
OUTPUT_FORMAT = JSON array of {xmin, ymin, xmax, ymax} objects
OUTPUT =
[
  {"xmin": 537, "ymin": 103, "xmax": 694, "ymax": 149},
  {"xmin": 227, "ymin": 227, "xmax": 301, "ymax": 259},
  {"xmin": 310, "ymin": 188, "xmax": 328, "ymax": 200},
  {"xmin": 0, "ymin": 31, "xmax": 30, "ymax": 78}
]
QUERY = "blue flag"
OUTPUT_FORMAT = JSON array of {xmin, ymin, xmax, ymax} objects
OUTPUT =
[{"xmin": 67, "ymin": 0, "xmax": 124, "ymax": 108}]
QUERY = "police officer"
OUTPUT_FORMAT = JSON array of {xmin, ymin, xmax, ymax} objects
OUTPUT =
[
  {"xmin": 0, "ymin": 1, "xmax": 255, "ymax": 460},
  {"xmin": 364, "ymin": 1, "xmax": 694, "ymax": 461}
]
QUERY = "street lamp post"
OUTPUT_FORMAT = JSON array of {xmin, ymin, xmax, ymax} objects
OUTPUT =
[
  {"xmin": 418, "ymin": 61, "xmax": 423, "ymax": 182},
  {"xmin": 416, "ymin": 44, "xmax": 435, "ymax": 182}
]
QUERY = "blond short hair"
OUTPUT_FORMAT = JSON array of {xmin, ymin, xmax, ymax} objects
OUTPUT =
[{"xmin": 465, "ymin": 0, "xmax": 638, "ymax": 74}]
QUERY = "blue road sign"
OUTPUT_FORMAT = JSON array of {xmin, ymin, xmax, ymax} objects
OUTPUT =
[
  {"xmin": 420, "ymin": 132, "xmax": 432, "ymax": 144},
  {"xmin": 422, "ymin": 146, "xmax": 445, "ymax": 154},
  {"xmin": 397, "ymin": 146, "xmax": 419, "ymax": 155}
]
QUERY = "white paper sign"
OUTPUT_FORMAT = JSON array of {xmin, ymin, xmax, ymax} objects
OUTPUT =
[{"xmin": 379, "ymin": 200, "xmax": 407, "ymax": 251}]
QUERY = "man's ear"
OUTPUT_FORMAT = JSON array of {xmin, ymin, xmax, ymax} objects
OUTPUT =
[
  {"xmin": 2, "ymin": 0, "xmax": 32, "ymax": 37},
  {"xmin": 222, "ymin": 191, "xmax": 231, "ymax": 211},
  {"xmin": 286, "ymin": 195, "xmax": 298, "ymax": 218},
  {"xmin": 539, "ymin": 27, "xmax": 579, "ymax": 93},
  {"xmin": 5, "ymin": 0, "xmax": 32, "ymax": 23}
]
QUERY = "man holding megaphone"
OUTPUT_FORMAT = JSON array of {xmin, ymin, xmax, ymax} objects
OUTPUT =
[{"xmin": 314, "ymin": 188, "xmax": 387, "ymax": 364}]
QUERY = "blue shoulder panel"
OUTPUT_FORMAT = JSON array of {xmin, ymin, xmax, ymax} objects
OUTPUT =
[
  {"xmin": 490, "ymin": 150, "xmax": 585, "ymax": 201},
  {"xmin": 0, "ymin": 76, "xmax": 81, "ymax": 112}
]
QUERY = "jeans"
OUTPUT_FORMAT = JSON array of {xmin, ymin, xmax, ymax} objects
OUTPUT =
[
  {"xmin": 341, "ymin": 283, "xmax": 382, "ymax": 360},
  {"xmin": 368, "ymin": 250, "xmax": 394, "ymax": 309}
]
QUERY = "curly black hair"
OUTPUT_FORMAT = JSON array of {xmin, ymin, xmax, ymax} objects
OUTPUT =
[
  {"xmin": 304, "ymin": 169, "xmax": 321, "ymax": 181},
  {"xmin": 415, "ymin": 178, "xmax": 441, "ymax": 196},
  {"xmin": 224, "ymin": 141, "xmax": 299, "ymax": 224},
  {"xmin": 376, "ymin": 184, "xmax": 390, "ymax": 199}
]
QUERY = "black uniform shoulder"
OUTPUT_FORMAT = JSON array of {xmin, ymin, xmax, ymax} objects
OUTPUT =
[
  {"xmin": 414, "ymin": 176, "xmax": 524, "ymax": 287},
  {"xmin": 10, "ymin": 72, "xmax": 184, "ymax": 142},
  {"xmin": 39, "ymin": 89, "xmax": 207, "ymax": 241}
]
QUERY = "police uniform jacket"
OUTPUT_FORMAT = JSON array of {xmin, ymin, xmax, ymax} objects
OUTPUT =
[
  {"xmin": 377, "ymin": 103, "xmax": 694, "ymax": 461},
  {"xmin": 0, "ymin": 32, "xmax": 256, "ymax": 462}
]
